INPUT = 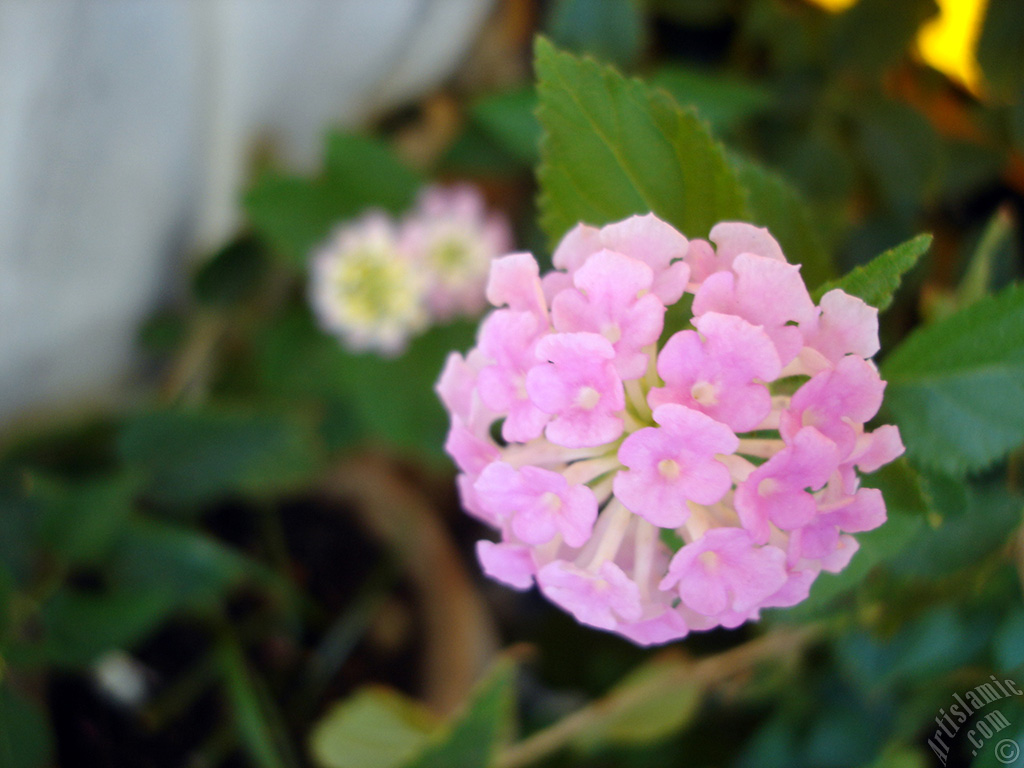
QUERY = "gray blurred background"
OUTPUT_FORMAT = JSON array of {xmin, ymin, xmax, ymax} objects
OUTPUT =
[{"xmin": 0, "ymin": 0, "xmax": 494, "ymax": 427}]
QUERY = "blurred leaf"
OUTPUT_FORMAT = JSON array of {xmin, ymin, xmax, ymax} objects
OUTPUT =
[
  {"xmin": 956, "ymin": 207, "xmax": 1015, "ymax": 310},
  {"xmin": 535, "ymin": 38, "xmax": 745, "ymax": 245},
  {"xmin": 245, "ymin": 134, "xmax": 420, "ymax": 266},
  {"xmin": 867, "ymin": 458, "xmax": 930, "ymax": 519},
  {"xmin": 650, "ymin": 66, "xmax": 773, "ymax": 131},
  {"xmin": 544, "ymin": 0, "xmax": 646, "ymax": 69},
  {"xmin": 882, "ymin": 282, "xmax": 1024, "ymax": 475},
  {"xmin": 138, "ymin": 310, "xmax": 187, "ymax": 354},
  {"xmin": 119, "ymin": 408, "xmax": 321, "ymax": 507},
  {"xmin": 802, "ymin": 682, "xmax": 893, "ymax": 767},
  {"xmin": 729, "ymin": 153, "xmax": 835, "ymax": 287},
  {"xmin": 854, "ymin": 100, "xmax": 941, "ymax": 219},
  {"xmin": 977, "ymin": 0, "xmax": 1024, "ymax": 100},
  {"xmin": 573, "ymin": 656, "xmax": 701, "ymax": 749},
  {"xmin": 993, "ymin": 608, "xmax": 1024, "ymax": 672},
  {"xmin": 827, "ymin": 0, "xmax": 937, "ymax": 76},
  {"xmin": 888, "ymin": 478, "xmax": 1022, "ymax": 578},
  {"xmin": 971, "ymin": 699, "xmax": 1024, "ymax": 768},
  {"xmin": 469, "ymin": 87, "xmax": 541, "ymax": 165},
  {"xmin": 441, "ymin": 125, "xmax": 526, "ymax": 175},
  {"xmin": 41, "ymin": 519, "xmax": 258, "ymax": 666},
  {"xmin": 648, "ymin": 0, "xmax": 731, "ymax": 25},
  {"xmin": 37, "ymin": 473, "xmax": 137, "ymax": 565},
  {"xmin": 776, "ymin": 460, "xmax": 930, "ymax": 620},
  {"xmin": 310, "ymin": 688, "xmax": 438, "ymax": 768},
  {"xmin": 311, "ymin": 655, "xmax": 516, "ymax": 768},
  {"xmin": 780, "ymin": 511, "xmax": 925, "ymax": 621},
  {"xmin": 813, "ymin": 234, "xmax": 932, "ymax": 310},
  {"xmin": 219, "ymin": 633, "xmax": 300, "ymax": 768},
  {"xmin": 0, "ymin": 685, "xmax": 54, "ymax": 768},
  {"xmin": 260, "ymin": 308, "xmax": 474, "ymax": 458},
  {"xmin": 0, "ymin": 476, "xmax": 42, "ymax": 586},
  {"xmin": 837, "ymin": 607, "xmax": 990, "ymax": 690},
  {"xmin": 407, "ymin": 655, "xmax": 517, "ymax": 768},
  {"xmin": 193, "ymin": 237, "xmax": 269, "ymax": 306},
  {"xmin": 40, "ymin": 587, "xmax": 178, "ymax": 668},
  {"xmin": 866, "ymin": 745, "xmax": 929, "ymax": 768}
]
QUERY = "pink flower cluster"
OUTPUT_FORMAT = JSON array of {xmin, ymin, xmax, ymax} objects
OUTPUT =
[
  {"xmin": 310, "ymin": 184, "xmax": 511, "ymax": 354},
  {"xmin": 437, "ymin": 214, "xmax": 904, "ymax": 645}
]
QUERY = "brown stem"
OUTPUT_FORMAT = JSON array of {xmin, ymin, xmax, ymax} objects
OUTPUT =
[{"xmin": 323, "ymin": 454, "xmax": 499, "ymax": 715}]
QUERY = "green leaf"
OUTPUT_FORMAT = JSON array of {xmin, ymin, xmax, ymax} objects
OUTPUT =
[
  {"xmin": 887, "ymin": 478, "xmax": 1022, "ymax": 578},
  {"xmin": 729, "ymin": 153, "xmax": 834, "ymax": 288},
  {"xmin": 853, "ymin": 99, "xmax": 941, "ymax": 219},
  {"xmin": 544, "ymin": 0, "xmax": 646, "ymax": 69},
  {"xmin": 40, "ymin": 519, "xmax": 261, "ymax": 666},
  {"xmin": 977, "ymin": 0, "xmax": 1024, "ymax": 100},
  {"xmin": 779, "ymin": 512, "xmax": 925, "ymax": 621},
  {"xmin": 827, "ymin": 0, "xmax": 938, "ymax": 77},
  {"xmin": 118, "ymin": 407, "xmax": 320, "ymax": 507},
  {"xmin": 573, "ymin": 656, "xmax": 702, "ymax": 749},
  {"xmin": 258, "ymin": 309, "xmax": 475, "ymax": 458},
  {"xmin": 38, "ymin": 473, "xmax": 137, "ymax": 565},
  {"xmin": 812, "ymin": 234, "xmax": 931, "ymax": 310},
  {"xmin": 469, "ymin": 87, "xmax": 541, "ymax": 165},
  {"xmin": 245, "ymin": 134, "xmax": 420, "ymax": 266},
  {"xmin": 535, "ymin": 37, "xmax": 745, "ymax": 245},
  {"xmin": 882, "ymin": 282, "xmax": 1024, "ymax": 474},
  {"xmin": 649, "ymin": 66, "xmax": 773, "ymax": 131},
  {"xmin": 407, "ymin": 655, "xmax": 517, "ymax": 768},
  {"xmin": 994, "ymin": 609, "xmax": 1024, "ymax": 672},
  {"xmin": 310, "ymin": 688, "xmax": 438, "ymax": 768},
  {"xmin": 310, "ymin": 655, "xmax": 516, "ymax": 768},
  {"xmin": 0, "ymin": 685, "xmax": 54, "ymax": 768},
  {"xmin": 193, "ymin": 237, "xmax": 269, "ymax": 307},
  {"xmin": 219, "ymin": 633, "xmax": 300, "ymax": 768}
]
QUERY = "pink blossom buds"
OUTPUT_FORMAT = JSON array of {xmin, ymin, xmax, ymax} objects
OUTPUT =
[
  {"xmin": 310, "ymin": 184, "xmax": 511, "ymax": 354},
  {"xmin": 438, "ymin": 213, "xmax": 904, "ymax": 645}
]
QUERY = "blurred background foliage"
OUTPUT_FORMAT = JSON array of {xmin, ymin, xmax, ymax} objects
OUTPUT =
[{"xmin": 2, "ymin": 1, "xmax": 1024, "ymax": 766}]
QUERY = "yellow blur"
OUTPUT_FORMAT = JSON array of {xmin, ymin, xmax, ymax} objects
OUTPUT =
[{"xmin": 803, "ymin": 0, "xmax": 988, "ymax": 95}]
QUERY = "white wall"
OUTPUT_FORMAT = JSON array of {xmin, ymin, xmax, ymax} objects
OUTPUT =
[{"xmin": 0, "ymin": 0, "xmax": 493, "ymax": 426}]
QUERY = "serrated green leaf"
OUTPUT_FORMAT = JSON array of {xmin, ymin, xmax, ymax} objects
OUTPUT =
[
  {"xmin": 310, "ymin": 688, "xmax": 438, "ymax": 768},
  {"xmin": 407, "ymin": 656, "xmax": 517, "ymax": 768},
  {"xmin": 813, "ymin": 233, "xmax": 931, "ymax": 310},
  {"xmin": 730, "ymin": 153, "xmax": 834, "ymax": 288},
  {"xmin": 535, "ymin": 37, "xmax": 745, "ymax": 245},
  {"xmin": 882, "ymin": 282, "xmax": 1024, "ymax": 474},
  {"xmin": 118, "ymin": 408, "xmax": 320, "ymax": 507},
  {"xmin": 573, "ymin": 656, "xmax": 701, "ymax": 749}
]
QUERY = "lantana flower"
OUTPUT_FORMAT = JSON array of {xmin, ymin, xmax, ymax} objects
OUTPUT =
[
  {"xmin": 437, "ymin": 213, "xmax": 903, "ymax": 646},
  {"xmin": 311, "ymin": 184, "xmax": 510, "ymax": 354}
]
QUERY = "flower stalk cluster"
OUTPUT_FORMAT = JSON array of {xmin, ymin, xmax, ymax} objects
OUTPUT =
[
  {"xmin": 311, "ymin": 184, "xmax": 511, "ymax": 354},
  {"xmin": 437, "ymin": 214, "xmax": 903, "ymax": 645}
]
